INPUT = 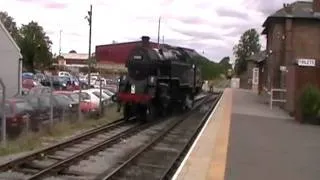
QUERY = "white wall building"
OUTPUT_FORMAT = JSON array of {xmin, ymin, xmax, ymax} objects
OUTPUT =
[{"xmin": 0, "ymin": 21, "xmax": 22, "ymax": 97}]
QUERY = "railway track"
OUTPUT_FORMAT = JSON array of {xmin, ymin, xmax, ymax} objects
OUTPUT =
[
  {"xmin": 0, "ymin": 117, "xmax": 153, "ymax": 180},
  {"xmin": 0, "ymin": 93, "xmax": 210, "ymax": 180},
  {"xmin": 94, "ymin": 93, "xmax": 222, "ymax": 180}
]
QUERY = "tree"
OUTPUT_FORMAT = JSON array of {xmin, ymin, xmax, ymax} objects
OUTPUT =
[
  {"xmin": 18, "ymin": 21, "xmax": 53, "ymax": 72},
  {"xmin": 219, "ymin": 56, "xmax": 232, "ymax": 70},
  {"xmin": 194, "ymin": 55, "xmax": 224, "ymax": 80},
  {"xmin": 69, "ymin": 50, "xmax": 77, "ymax": 53},
  {"xmin": 0, "ymin": 11, "xmax": 20, "ymax": 41},
  {"xmin": 233, "ymin": 28, "xmax": 261, "ymax": 75}
]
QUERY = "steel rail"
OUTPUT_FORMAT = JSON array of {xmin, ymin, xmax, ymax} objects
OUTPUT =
[
  {"xmin": 26, "ymin": 121, "xmax": 154, "ymax": 180},
  {"xmin": 28, "ymin": 94, "xmax": 210, "ymax": 180},
  {"xmin": 160, "ymin": 93, "xmax": 222, "ymax": 179},
  {"xmin": 96, "ymin": 94, "xmax": 215, "ymax": 180},
  {"xmin": 0, "ymin": 118, "xmax": 128, "ymax": 172}
]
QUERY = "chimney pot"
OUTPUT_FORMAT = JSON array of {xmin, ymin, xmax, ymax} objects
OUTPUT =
[{"xmin": 284, "ymin": 3, "xmax": 293, "ymax": 14}]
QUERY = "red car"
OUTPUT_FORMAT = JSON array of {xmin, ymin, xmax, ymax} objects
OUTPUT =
[
  {"xmin": 22, "ymin": 79, "xmax": 41, "ymax": 90},
  {"xmin": 53, "ymin": 91, "xmax": 98, "ymax": 113},
  {"xmin": 0, "ymin": 98, "xmax": 33, "ymax": 137}
]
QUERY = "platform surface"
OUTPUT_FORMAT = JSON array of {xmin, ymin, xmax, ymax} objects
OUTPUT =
[{"xmin": 173, "ymin": 88, "xmax": 320, "ymax": 180}]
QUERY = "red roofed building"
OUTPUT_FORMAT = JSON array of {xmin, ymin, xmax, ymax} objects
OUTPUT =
[{"xmin": 95, "ymin": 39, "xmax": 160, "ymax": 72}]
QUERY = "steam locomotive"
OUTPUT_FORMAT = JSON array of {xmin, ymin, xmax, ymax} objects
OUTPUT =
[{"xmin": 112, "ymin": 36, "xmax": 203, "ymax": 121}]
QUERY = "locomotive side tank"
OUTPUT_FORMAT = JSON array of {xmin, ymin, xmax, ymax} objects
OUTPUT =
[{"xmin": 113, "ymin": 36, "xmax": 203, "ymax": 121}]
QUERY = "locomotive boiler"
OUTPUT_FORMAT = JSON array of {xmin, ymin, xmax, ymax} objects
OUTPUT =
[{"xmin": 112, "ymin": 36, "xmax": 203, "ymax": 121}]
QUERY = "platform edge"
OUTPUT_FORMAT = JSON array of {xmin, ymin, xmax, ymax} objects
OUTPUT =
[{"xmin": 171, "ymin": 90, "xmax": 226, "ymax": 180}]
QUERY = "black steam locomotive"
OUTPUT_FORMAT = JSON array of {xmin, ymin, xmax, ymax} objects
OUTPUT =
[{"xmin": 112, "ymin": 36, "xmax": 203, "ymax": 121}]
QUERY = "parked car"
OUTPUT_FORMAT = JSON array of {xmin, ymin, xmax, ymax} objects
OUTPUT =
[
  {"xmin": 90, "ymin": 88, "xmax": 114, "ymax": 99},
  {"xmin": 54, "ymin": 91, "xmax": 99, "ymax": 114},
  {"xmin": 40, "ymin": 75, "xmax": 67, "ymax": 90},
  {"xmin": 74, "ymin": 89, "xmax": 108, "ymax": 107},
  {"xmin": 58, "ymin": 71, "xmax": 71, "ymax": 77},
  {"xmin": 53, "ymin": 91, "xmax": 80, "ymax": 113},
  {"xmin": 22, "ymin": 72, "xmax": 34, "ymax": 80},
  {"xmin": 29, "ymin": 86, "xmax": 52, "ymax": 96},
  {"xmin": 22, "ymin": 79, "xmax": 41, "ymax": 90},
  {"xmin": 0, "ymin": 98, "xmax": 33, "ymax": 137}
]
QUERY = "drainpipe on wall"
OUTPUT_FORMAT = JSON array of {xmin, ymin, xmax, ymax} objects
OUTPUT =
[{"xmin": 17, "ymin": 58, "xmax": 23, "ymax": 95}]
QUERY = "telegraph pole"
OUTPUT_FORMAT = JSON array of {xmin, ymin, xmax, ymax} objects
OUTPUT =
[
  {"xmin": 86, "ymin": 5, "xmax": 93, "ymax": 86},
  {"xmin": 157, "ymin": 16, "xmax": 161, "ymax": 48},
  {"xmin": 162, "ymin": 35, "xmax": 164, "ymax": 48},
  {"xmin": 59, "ymin": 30, "xmax": 62, "ymax": 56}
]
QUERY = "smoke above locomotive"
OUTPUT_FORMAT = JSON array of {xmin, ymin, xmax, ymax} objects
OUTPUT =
[{"xmin": 113, "ymin": 36, "xmax": 203, "ymax": 122}]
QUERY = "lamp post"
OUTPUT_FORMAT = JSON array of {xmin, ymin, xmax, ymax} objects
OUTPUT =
[{"xmin": 85, "ymin": 5, "xmax": 93, "ymax": 87}]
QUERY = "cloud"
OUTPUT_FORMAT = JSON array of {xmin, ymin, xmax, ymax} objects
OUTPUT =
[
  {"xmin": 254, "ymin": 0, "xmax": 299, "ymax": 16},
  {"xmin": 15, "ymin": 0, "xmax": 68, "ymax": 9},
  {"xmin": 216, "ymin": 7, "xmax": 250, "ymax": 19},
  {"xmin": 44, "ymin": 2, "xmax": 67, "ymax": 9},
  {"xmin": 2, "ymin": 0, "xmax": 288, "ymax": 61}
]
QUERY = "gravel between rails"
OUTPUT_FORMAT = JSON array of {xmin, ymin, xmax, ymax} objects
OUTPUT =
[
  {"xmin": 42, "ymin": 118, "xmax": 176, "ymax": 180},
  {"xmin": 100, "ymin": 97, "xmax": 217, "ymax": 180},
  {"xmin": 0, "ymin": 122, "xmax": 138, "ymax": 180},
  {"xmin": 0, "ymin": 124, "xmax": 113, "ymax": 165}
]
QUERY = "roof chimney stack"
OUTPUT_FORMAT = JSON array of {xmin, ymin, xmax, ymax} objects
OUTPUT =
[
  {"xmin": 283, "ymin": 3, "xmax": 293, "ymax": 14},
  {"xmin": 141, "ymin": 36, "xmax": 150, "ymax": 47},
  {"xmin": 313, "ymin": 0, "xmax": 320, "ymax": 14}
]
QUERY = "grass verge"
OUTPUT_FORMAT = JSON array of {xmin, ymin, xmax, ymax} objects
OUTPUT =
[{"xmin": 0, "ymin": 104, "xmax": 122, "ymax": 157}]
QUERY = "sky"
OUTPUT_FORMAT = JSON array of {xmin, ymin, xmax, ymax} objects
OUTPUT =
[{"xmin": 0, "ymin": 0, "xmax": 301, "ymax": 62}]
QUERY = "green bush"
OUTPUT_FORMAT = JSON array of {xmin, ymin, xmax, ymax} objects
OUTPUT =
[{"xmin": 300, "ymin": 84, "xmax": 320, "ymax": 118}]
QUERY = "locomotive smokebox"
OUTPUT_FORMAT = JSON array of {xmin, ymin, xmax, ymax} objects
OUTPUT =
[{"xmin": 141, "ymin": 36, "xmax": 150, "ymax": 47}]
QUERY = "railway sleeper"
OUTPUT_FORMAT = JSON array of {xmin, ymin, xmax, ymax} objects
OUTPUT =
[
  {"xmin": 46, "ymin": 155, "xmax": 65, "ymax": 161},
  {"xmin": 15, "ymin": 167, "xmax": 39, "ymax": 174},
  {"xmin": 133, "ymin": 162, "xmax": 167, "ymax": 169},
  {"xmin": 61, "ymin": 169, "xmax": 99, "ymax": 177},
  {"xmin": 63, "ymin": 147, "xmax": 83, "ymax": 153},
  {"xmin": 54, "ymin": 150, "xmax": 75, "ymax": 158},
  {"xmin": 72, "ymin": 143, "xmax": 91, "ymax": 149}
]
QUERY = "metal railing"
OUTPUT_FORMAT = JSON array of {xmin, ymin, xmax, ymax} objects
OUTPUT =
[{"xmin": 268, "ymin": 88, "xmax": 287, "ymax": 109}]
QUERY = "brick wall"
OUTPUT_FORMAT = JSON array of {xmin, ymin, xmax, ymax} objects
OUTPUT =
[
  {"xmin": 291, "ymin": 20, "xmax": 320, "ymax": 60},
  {"xmin": 266, "ymin": 18, "xmax": 320, "ymax": 114}
]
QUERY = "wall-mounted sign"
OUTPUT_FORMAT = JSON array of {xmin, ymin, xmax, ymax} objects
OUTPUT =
[
  {"xmin": 297, "ymin": 58, "xmax": 316, "ymax": 67},
  {"xmin": 252, "ymin": 67, "xmax": 259, "ymax": 85},
  {"xmin": 280, "ymin": 66, "xmax": 287, "ymax": 72}
]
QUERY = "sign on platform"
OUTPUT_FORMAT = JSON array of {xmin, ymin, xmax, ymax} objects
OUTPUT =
[
  {"xmin": 297, "ymin": 58, "xmax": 316, "ymax": 67},
  {"xmin": 231, "ymin": 78, "xmax": 240, "ymax": 88},
  {"xmin": 252, "ymin": 68, "xmax": 259, "ymax": 85}
]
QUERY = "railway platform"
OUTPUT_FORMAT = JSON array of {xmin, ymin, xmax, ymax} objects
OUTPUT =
[{"xmin": 173, "ymin": 88, "xmax": 320, "ymax": 180}]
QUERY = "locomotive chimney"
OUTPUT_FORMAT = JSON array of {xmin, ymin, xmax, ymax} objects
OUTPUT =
[{"xmin": 141, "ymin": 36, "xmax": 150, "ymax": 47}]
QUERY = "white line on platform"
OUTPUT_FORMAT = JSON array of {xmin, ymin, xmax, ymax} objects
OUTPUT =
[{"xmin": 171, "ymin": 91, "xmax": 225, "ymax": 180}]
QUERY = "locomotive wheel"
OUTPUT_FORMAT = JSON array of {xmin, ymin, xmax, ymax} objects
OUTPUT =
[
  {"xmin": 183, "ymin": 94, "xmax": 194, "ymax": 111},
  {"xmin": 144, "ymin": 104, "xmax": 156, "ymax": 122},
  {"xmin": 123, "ymin": 104, "xmax": 132, "ymax": 121}
]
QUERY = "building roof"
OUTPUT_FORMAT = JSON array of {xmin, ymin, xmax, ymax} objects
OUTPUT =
[
  {"xmin": 262, "ymin": 1, "xmax": 319, "ymax": 34},
  {"xmin": 246, "ymin": 50, "xmax": 267, "ymax": 63},
  {"xmin": 0, "ymin": 21, "xmax": 22, "ymax": 58},
  {"xmin": 60, "ymin": 52, "xmax": 89, "ymax": 60},
  {"xmin": 96, "ymin": 40, "xmax": 161, "ymax": 48}
]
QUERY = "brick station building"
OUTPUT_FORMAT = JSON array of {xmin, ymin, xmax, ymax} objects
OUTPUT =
[{"xmin": 261, "ymin": 0, "xmax": 320, "ymax": 120}]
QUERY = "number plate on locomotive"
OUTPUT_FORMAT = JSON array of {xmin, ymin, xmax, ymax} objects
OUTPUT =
[{"xmin": 133, "ymin": 55, "xmax": 142, "ymax": 60}]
